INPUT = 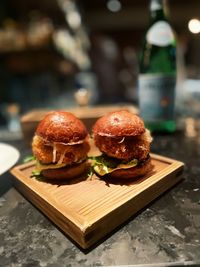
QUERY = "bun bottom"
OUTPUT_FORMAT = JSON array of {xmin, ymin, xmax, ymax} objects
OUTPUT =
[
  {"xmin": 108, "ymin": 157, "xmax": 153, "ymax": 179},
  {"xmin": 41, "ymin": 161, "xmax": 87, "ymax": 180}
]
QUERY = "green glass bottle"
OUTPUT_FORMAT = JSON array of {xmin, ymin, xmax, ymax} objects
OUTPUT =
[{"xmin": 139, "ymin": 0, "xmax": 176, "ymax": 133}]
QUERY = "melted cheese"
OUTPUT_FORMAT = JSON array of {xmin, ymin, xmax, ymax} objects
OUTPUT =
[
  {"xmin": 36, "ymin": 161, "xmax": 67, "ymax": 171},
  {"xmin": 93, "ymin": 159, "xmax": 138, "ymax": 176}
]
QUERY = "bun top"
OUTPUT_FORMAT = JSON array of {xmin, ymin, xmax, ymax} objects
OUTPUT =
[
  {"xmin": 93, "ymin": 110, "xmax": 145, "ymax": 137},
  {"xmin": 35, "ymin": 111, "xmax": 88, "ymax": 144}
]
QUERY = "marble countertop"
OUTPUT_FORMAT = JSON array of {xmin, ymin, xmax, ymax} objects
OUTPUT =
[{"xmin": 0, "ymin": 118, "xmax": 200, "ymax": 266}]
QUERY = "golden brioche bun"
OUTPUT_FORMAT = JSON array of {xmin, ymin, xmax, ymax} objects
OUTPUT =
[
  {"xmin": 36, "ymin": 111, "xmax": 88, "ymax": 144},
  {"xmin": 93, "ymin": 110, "xmax": 145, "ymax": 137}
]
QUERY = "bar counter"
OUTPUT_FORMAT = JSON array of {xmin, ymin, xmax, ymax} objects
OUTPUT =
[{"xmin": 0, "ymin": 117, "xmax": 200, "ymax": 266}]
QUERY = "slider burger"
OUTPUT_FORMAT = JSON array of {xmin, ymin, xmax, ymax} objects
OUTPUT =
[
  {"xmin": 32, "ymin": 111, "xmax": 90, "ymax": 179},
  {"xmin": 92, "ymin": 110, "xmax": 153, "ymax": 179}
]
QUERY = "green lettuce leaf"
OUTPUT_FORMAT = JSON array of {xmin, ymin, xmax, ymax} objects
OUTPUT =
[
  {"xmin": 23, "ymin": 155, "xmax": 36, "ymax": 163},
  {"xmin": 31, "ymin": 169, "xmax": 41, "ymax": 176},
  {"xmin": 36, "ymin": 161, "xmax": 68, "ymax": 171},
  {"xmin": 90, "ymin": 154, "xmax": 138, "ymax": 176}
]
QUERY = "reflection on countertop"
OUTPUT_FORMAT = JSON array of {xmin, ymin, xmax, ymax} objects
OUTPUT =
[
  {"xmin": 0, "ymin": 117, "xmax": 200, "ymax": 266},
  {"xmin": 0, "ymin": 128, "xmax": 22, "ymax": 142}
]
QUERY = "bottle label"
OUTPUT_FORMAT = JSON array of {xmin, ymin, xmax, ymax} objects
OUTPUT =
[
  {"xmin": 147, "ymin": 21, "xmax": 174, "ymax": 46},
  {"xmin": 139, "ymin": 74, "xmax": 176, "ymax": 122}
]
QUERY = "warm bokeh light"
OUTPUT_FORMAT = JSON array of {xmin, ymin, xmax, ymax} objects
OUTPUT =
[
  {"xmin": 188, "ymin": 18, "xmax": 200, "ymax": 34},
  {"xmin": 67, "ymin": 11, "xmax": 81, "ymax": 29},
  {"xmin": 185, "ymin": 118, "xmax": 197, "ymax": 138}
]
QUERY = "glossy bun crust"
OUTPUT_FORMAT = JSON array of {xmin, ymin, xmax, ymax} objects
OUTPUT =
[
  {"xmin": 93, "ymin": 110, "xmax": 145, "ymax": 137},
  {"xmin": 41, "ymin": 161, "xmax": 88, "ymax": 180},
  {"xmin": 108, "ymin": 157, "xmax": 153, "ymax": 179},
  {"xmin": 36, "ymin": 111, "xmax": 88, "ymax": 144}
]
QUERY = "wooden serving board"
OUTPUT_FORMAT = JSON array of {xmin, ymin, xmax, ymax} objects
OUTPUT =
[{"xmin": 11, "ymin": 154, "xmax": 184, "ymax": 249}]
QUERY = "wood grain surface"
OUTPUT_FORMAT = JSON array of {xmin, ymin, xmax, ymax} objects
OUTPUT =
[{"xmin": 11, "ymin": 152, "xmax": 184, "ymax": 249}]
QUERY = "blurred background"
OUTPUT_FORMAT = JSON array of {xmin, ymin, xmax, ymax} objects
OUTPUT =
[{"xmin": 0, "ymin": 0, "xmax": 200, "ymax": 131}]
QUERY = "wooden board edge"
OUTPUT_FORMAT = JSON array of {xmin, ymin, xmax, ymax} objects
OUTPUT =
[
  {"xmin": 150, "ymin": 153, "xmax": 185, "ymax": 166},
  {"xmin": 10, "ymin": 154, "xmax": 185, "ymax": 249},
  {"xmin": 20, "ymin": 105, "xmax": 138, "ymax": 122},
  {"xmin": 20, "ymin": 109, "xmax": 50, "ymax": 122},
  {"xmin": 80, "ymin": 159, "xmax": 184, "ymax": 227},
  {"xmin": 147, "ymin": 160, "xmax": 184, "ymax": 185},
  {"xmin": 10, "ymin": 167, "xmax": 86, "ymax": 229},
  {"xmin": 82, "ymin": 163, "xmax": 184, "ymax": 248},
  {"xmin": 12, "ymin": 176, "xmax": 88, "ymax": 248},
  {"xmin": 10, "ymin": 154, "xmax": 185, "ymax": 230}
]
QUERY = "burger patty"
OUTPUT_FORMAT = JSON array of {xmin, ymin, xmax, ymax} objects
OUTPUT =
[
  {"xmin": 108, "ymin": 156, "xmax": 153, "ymax": 179},
  {"xmin": 32, "ymin": 135, "xmax": 90, "ymax": 164},
  {"xmin": 41, "ymin": 161, "xmax": 88, "ymax": 180},
  {"xmin": 94, "ymin": 130, "xmax": 152, "ymax": 161}
]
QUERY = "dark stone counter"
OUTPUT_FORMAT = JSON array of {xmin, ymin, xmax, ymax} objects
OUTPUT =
[{"xmin": 0, "ymin": 119, "xmax": 200, "ymax": 266}]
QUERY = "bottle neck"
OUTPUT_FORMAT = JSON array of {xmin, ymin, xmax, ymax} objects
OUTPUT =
[{"xmin": 150, "ymin": 0, "xmax": 167, "ymax": 24}]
